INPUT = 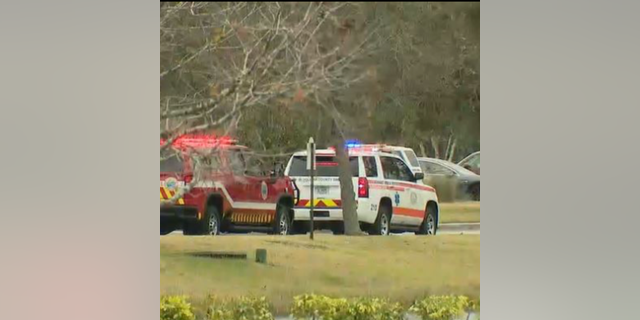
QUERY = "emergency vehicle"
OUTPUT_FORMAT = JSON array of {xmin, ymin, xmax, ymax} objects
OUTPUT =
[
  {"xmin": 283, "ymin": 143, "xmax": 439, "ymax": 235},
  {"xmin": 160, "ymin": 135, "xmax": 298, "ymax": 236}
]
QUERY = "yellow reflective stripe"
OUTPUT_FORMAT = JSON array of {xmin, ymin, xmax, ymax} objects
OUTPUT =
[
  {"xmin": 324, "ymin": 199, "xmax": 336, "ymax": 207},
  {"xmin": 177, "ymin": 198, "xmax": 185, "ymax": 205}
]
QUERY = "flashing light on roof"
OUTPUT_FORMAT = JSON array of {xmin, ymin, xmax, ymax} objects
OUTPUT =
[
  {"xmin": 345, "ymin": 139, "xmax": 362, "ymax": 149},
  {"xmin": 161, "ymin": 135, "xmax": 236, "ymax": 149}
]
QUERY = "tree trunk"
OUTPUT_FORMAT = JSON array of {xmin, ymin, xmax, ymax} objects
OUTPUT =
[
  {"xmin": 419, "ymin": 143, "xmax": 427, "ymax": 157},
  {"xmin": 335, "ymin": 139, "xmax": 362, "ymax": 235},
  {"xmin": 448, "ymin": 138, "xmax": 457, "ymax": 162},
  {"xmin": 431, "ymin": 136, "xmax": 440, "ymax": 159},
  {"xmin": 444, "ymin": 135, "xmax": 453, "ymax": 160}
]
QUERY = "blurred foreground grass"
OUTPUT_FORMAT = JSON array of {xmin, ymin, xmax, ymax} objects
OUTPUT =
[{"xmin": 161, "ymin": 234, "xmax": 479, "ymax": 314}]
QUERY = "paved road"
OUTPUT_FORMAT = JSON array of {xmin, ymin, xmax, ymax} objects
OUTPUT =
[{"xmin": 166, "ymin": 223, "xmax": 479, "ymax": 236}]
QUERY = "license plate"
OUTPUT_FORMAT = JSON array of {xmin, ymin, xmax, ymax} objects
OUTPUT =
[{"xmin": 315, "ymin": 186, "xmax": 329, "ymax": 194}]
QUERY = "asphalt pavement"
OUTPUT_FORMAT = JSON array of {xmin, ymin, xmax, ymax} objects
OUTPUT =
[{"xmin": 166, "ymin": 222, "xmax": 480, "ymax": 236}]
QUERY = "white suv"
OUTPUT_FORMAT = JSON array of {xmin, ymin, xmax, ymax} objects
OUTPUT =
[{"xmin": 284, "ymin": 146, "xmax": 440, "ymax": 235}]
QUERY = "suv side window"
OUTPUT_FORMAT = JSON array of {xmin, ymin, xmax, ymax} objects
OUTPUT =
[
  {"xmin": 363, "ymin": 156, "xmax": 378, "ymax": 178},
  {"xmin": 226, "ymin": 150, "xmax": 246, "ymax": 175},
  {"xmin": 380, "ymin": 157, "xmax": 397, "ymax": 180},
  {"xmin": 392, "ymin": 158, "xmax": 413, "ymax": 181},
  {"xmin": 381, "ymin": 156, "xmax": 413, "ymax": 181},
  {"xmin": 242, "ymin": 152, "xmax": 267, "ymax": 176}
]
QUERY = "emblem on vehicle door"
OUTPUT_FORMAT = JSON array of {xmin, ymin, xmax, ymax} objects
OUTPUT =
[
  {"xmin": 261, "ymin": 181, "xmax": 269, "ymax": 200},
  {"xmin": 410, "ymin": 192, "xmax": 417, "ymax": 204},
  {"xmin": 394, "ymin": 192, "xmax": 400, "ymax": 206},
  {"xmin": 164, "ymin": 178, "xmax": 178, "ymax": 191}
]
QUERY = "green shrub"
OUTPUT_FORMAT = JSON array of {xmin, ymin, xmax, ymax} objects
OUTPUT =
[
  {"xmin": 410, "ymin": 295, "xmax": 470, "ymax": 320},
  {"xmin": 467, "ymin": 299, "xmax": 480, "ymax": 313},
  {"xmin": 161, "ymin": 295, "xmax": 195, "ymax": 320},
  {"xmin": 290, "ymin": 294, "xmax": 405, "ymax": 320},
  {"xmin": 206, "ymin": 296, "xmax": 274, "ymax": 320}
]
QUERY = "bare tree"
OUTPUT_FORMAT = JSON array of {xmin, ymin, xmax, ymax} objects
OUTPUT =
[
  {"xmin": 161, "ymin": 2, "xmax": 372, "ymax": 144},
  {"xmin": 160, "ymin": 2, "xmax": 377, "ymax": 231}
]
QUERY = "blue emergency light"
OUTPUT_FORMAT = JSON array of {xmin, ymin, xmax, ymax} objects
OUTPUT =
[{"xmin": 345, "ymin": 139, "xmax": 362, "ymax": 148}]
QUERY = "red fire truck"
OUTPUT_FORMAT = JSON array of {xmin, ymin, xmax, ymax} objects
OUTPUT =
[{"xmin": 160, "ymin": 135, "xmax": 298, "ymax": 236}]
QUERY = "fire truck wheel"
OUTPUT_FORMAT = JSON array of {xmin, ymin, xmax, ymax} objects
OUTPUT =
[
  {"xmin": 416, "ymin": 206, "xmax": 437, "ymax": 235},
  {"xmin": 204, "ymin": 206, "xmax": 221, "ymax": 236},
  {"xmin": 273, "ymin": 205, "xmax": 292, "ymax": 235},
  {"xmin": 160, "ymin": 224, "xmax": 174, "ymax": 236},
  {"xmin": 183, "ymin": 222, "xmax": 200, "ymax": 236},
  {"xmin": 368, "ymin": 204, "xmax": 391, "ymax": 236}
]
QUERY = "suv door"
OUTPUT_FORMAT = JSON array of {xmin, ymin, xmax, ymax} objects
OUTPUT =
[
  {"xmin": 380, "ymin": 156, "xmax": 419, "ymax": 226},
  {"xmin": 241, "ymin": 151, "xmax": 280, "ymax": 203}
]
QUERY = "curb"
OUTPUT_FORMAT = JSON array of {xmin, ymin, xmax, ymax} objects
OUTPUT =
[{"xmin": 439, "ymin": 222, "xmax": 480, "ymax": 231}]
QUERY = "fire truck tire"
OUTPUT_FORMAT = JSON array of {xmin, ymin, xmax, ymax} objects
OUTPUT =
[
  {"xmin": 160, "ymin": 224, "xmax": 174, "ymax": 236},
  {"xmin": 203, "ymin": 206, "xmax": 221, "ymax": 235},
  {"xmin": 272, "ymin": 205, "xmax": 292, "ymax": 235},
  {"xmin": 368, "ymin": 204, "xmax": 391, "ymax": 236},
  {"xmin": 183, "ymin": 222, "xmax": 200, "ymax": 236},
  {"xmin": 416, "ymin": 205, "xmax": 437, "ymax": 235}
]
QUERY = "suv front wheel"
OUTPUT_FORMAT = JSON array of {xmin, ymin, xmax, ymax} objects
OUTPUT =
[{"xmin": 203, "ymin": 206, "xmax": 221, "ymax": 235}]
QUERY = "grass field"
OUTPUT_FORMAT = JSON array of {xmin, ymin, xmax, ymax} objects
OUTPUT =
[
  {"xmin": 439, "ymin": 202, "xmax": 480, "ymax": 223},
  {"xmin": 161, "ymin": 234, "xmax": 479, "ymax": 314}
]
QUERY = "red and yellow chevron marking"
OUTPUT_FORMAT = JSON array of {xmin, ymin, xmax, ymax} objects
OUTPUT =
[
  {"xmin": 296, "ymin": 199, "xmax": 342, "ymax": 208},
  {"xmin": 160, "ymin": 187, "xmax": 185, "ymax": 205},
  {"xmin": 231, "ymin": 212, "xmax": 274, "ymax": 224}
]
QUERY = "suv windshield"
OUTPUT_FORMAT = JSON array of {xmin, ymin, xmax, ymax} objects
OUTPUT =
[
  {"xmin": 160, "ymin": 150, "xmax": 185, "ymax": 173},
  {"xmin": 404, "ymin": 150, "xmax": 420, "ymax": 167},
  {"xmin": 288, "ymin": 156, "xmax": 359, "ymax": 177}
]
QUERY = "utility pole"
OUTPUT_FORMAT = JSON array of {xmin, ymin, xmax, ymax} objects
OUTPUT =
[{"xmin": 307, "ymin": 137, "xmax": 316, "ymax": 240}]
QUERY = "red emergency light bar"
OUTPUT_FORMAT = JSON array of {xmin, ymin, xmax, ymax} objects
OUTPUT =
[
  {"xmin": 327, "ymin": 143, "xmax": 387, "ymax": 153},
  {"xmin": 160, "ymin": 135, "xmax": 236, "ymax": 149},
  {"xmin": 317, "ymin": 162, "xmax": 339, "ymax": 167}
]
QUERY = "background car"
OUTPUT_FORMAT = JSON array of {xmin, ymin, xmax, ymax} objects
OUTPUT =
[
  {"xmin": 418, "ymin": 157, "xmax": 480, "ymax": 201},
  {"xmin": 458, "ymin": 151, "xmax": 480, "ymax": 175}
]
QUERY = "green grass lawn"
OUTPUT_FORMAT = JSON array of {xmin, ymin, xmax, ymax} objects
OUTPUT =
[
  {"xmin": 161, "ymin": 234, "xmax": 480, "ymax": 314},
  {"xmin": 439, "ymin": 202, "xmax": 480, "ymax": 223}
]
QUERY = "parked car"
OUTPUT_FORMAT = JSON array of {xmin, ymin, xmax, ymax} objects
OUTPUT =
[
  {"xmin": 418, "ymin": 157, "xmax": 480, "ymax": 201},
  {"xmin": 284, "ymin": 145, "xmax": 440, "ymax": 235},
  {"xmin": 458, "ymin": 151, "xmax": 480, "ymax": 175}
]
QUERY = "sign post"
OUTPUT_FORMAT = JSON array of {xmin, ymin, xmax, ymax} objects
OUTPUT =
[{"xmin": 307, "ymin": 138, "xmax": 316, "ymax": 240}]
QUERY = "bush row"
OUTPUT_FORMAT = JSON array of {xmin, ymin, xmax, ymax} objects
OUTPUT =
[{"xmin": 161, "ymin": 294, "xmax": 479, "ymax": 320}]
